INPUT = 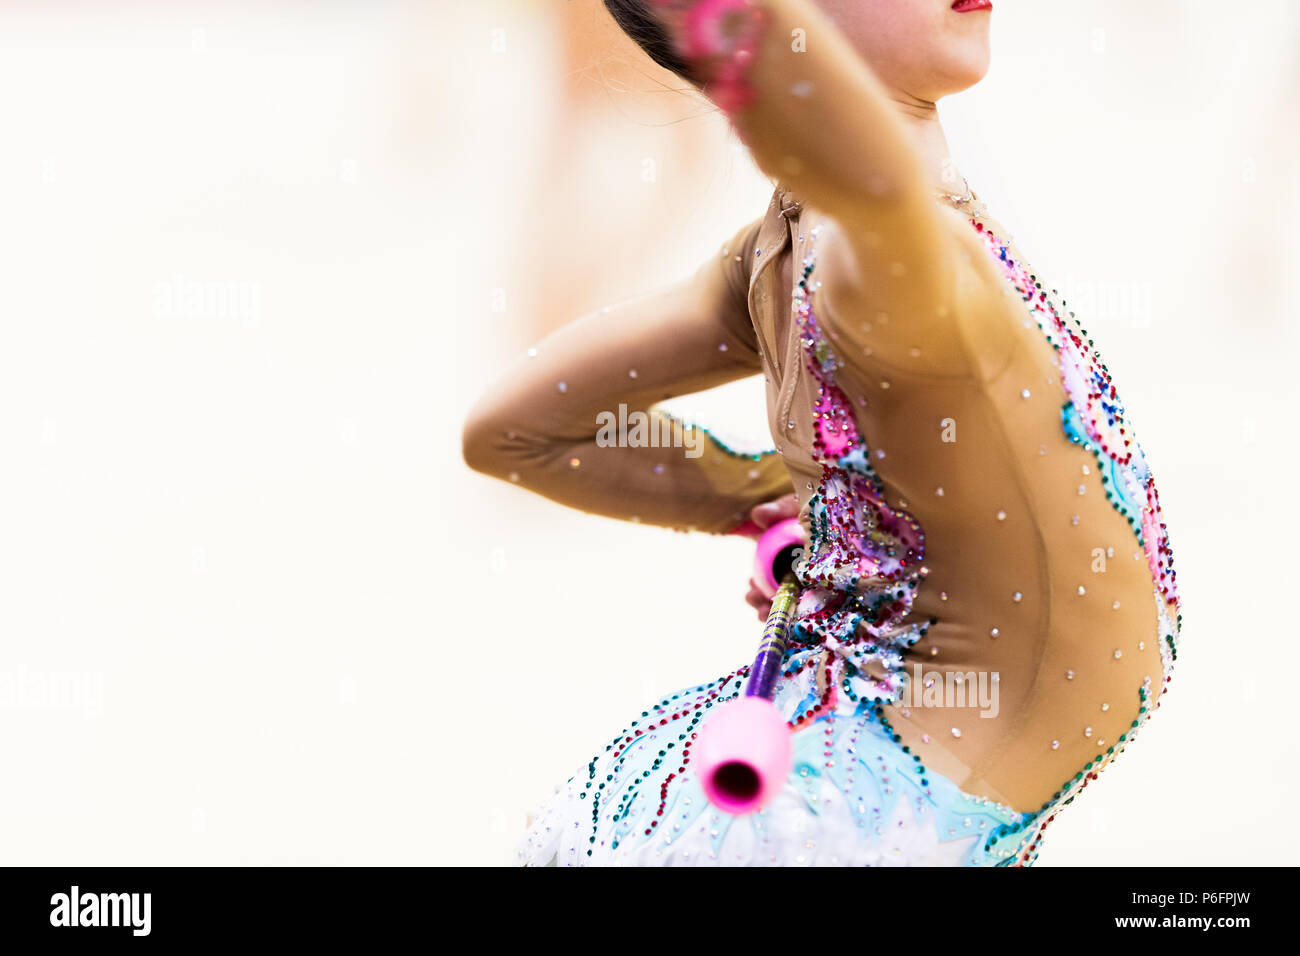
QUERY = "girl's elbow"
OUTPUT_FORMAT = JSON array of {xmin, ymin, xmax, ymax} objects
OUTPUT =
[
  {"xmin": 461, "ymin": 411, "xmax": 555, "ymax": 482},
  {"xmin": 461, "ymin": 413, "xmax": 509, "ymax": 478}
]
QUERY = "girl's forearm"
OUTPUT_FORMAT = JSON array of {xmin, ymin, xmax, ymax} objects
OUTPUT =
[
  {"xmin": 466, "ymin": 410, "xmax": 792, "ymax": 534},
  {"xmin": 462, "ymin": 218, "xmax": 796, "ymax": 535}
]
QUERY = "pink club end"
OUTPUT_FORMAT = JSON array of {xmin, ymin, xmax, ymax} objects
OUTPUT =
[
  {"xmin": 752, "ymin": 516, "xmax": 806, "ymax": 599},
  {"xmin": 695, "ymin": 695, "xmax": 793, "ymax": 814}
]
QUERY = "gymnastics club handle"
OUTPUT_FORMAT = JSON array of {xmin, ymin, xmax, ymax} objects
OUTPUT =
[
  {"xmin": 731, "ymin": 515, "xmax": 805, "ymax": 698},
  {"xmin": 744, "ymin": 573, "xmax": 798, "ymax": 701},
  {"xmin": 694, "ymin": 520, "xmax": 804, "ymax": 815}
]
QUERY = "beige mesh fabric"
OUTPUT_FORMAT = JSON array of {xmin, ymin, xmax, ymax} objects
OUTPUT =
[
  {"xmin": 738, "ymin": 186, "xmax": 1174, "ymax": 812},
  {"xmin": 461, "ymin": 213, "xmax": 794, "ymax": 536},
  {"xmin": 464, "ymin": 184, "xmax": 1173, "ymax": 814}
]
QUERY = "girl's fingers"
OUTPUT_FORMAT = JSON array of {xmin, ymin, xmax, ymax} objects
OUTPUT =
[
  {"xmin": 745, "ymin": 579, "xmax": 773, "ymax": 620},
  {"xmin": 750, "ymin": 493, "xmax": 799, "ymax": 529}
]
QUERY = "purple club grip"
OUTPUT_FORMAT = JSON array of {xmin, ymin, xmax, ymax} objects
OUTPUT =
[{"xmin": 745, "ymin": 576, "xmax": 798, "ymax": 700}]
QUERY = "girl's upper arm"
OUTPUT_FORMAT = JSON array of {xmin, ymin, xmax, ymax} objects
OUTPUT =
[
  {"xmin": 654, "ymin": 0, "xmax": 997, "ymax": 372},
  {"xmin": 462, "ymin": 217, "xmax": 794, "ymax": 534},
  {"xmin": 463, "ymin": 215, "xmax": 766, "ymax": 458}
]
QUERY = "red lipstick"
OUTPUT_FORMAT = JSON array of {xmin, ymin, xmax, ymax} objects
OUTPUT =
[{"xmin": 951, "ymin": 0, "xmax": 993, "ymax": 12}]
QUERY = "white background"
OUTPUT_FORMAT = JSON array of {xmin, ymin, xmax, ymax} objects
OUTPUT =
[{"xmin": 0, "ymin": 0, "xmax": 1296, "ymax": 865}]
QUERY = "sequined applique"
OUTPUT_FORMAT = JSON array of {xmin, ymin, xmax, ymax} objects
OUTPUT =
[
  {"xmin": 781, "ymin": 224, "xmax": 930, "ymax": 714},
  {"xmin": 514, "ymin": 206, "xmax": 1182, "ymax": 869}
]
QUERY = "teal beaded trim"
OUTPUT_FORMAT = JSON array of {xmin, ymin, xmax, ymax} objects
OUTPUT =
[
  {"xmin": 573, "ymin": 670, "xmax": 747, "ymax": 858},
  {"xmin": 654, "ymin": 406, "xmax": 778, "ymax": 461},
  {"xmin": 1001, "ymin": 672, "xmax": 1165, "ymax": 865},
  {"xmin": 1060, "ymin": 400, "xmax": 1146, "ymax": 543}
]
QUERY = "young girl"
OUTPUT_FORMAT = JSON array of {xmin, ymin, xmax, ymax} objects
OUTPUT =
[{"xmin": 462, "ymin": 0, "xmax": 1180, "ymax": 866}]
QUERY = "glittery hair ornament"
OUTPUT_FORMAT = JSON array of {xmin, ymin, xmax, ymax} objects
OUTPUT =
[{"xmin": 649, "ymin": 0, "xmax": 768, "ymax": 114}]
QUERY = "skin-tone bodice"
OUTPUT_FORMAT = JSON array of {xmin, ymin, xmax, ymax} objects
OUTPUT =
[{"xmin": 746, "ymin": 186, "xmax": 1178, "ymax": 811}]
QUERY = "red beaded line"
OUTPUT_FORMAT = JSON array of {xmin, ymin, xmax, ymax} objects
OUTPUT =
[{"xmin": 582, "ymin": 668, "xmax": 747, "ymax": 856}]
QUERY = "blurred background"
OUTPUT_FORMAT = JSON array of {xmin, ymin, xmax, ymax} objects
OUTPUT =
[{"xmin": 0, "ymin": 0, "xmax": 1295, "ymax": 865}]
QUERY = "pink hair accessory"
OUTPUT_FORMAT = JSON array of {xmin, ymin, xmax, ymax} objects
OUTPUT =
[{"xmin": 649, "ymin": 0, "xmax": 767, "ymax": 116}]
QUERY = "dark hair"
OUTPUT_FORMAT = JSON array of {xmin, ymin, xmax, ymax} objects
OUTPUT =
[{"xmin": 603, "ymin": 0, "xmax": 701, "ymax": 86}]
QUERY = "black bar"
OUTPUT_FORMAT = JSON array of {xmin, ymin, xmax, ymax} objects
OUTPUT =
[{"xmin": 0, "ymin": 866, "xmax": 1282, "ymax": 943}]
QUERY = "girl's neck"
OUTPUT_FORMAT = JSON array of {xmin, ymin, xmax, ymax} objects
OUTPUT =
[{"xmin": 889, "ymin": 93, "xmax": 965, "ymax": 196}]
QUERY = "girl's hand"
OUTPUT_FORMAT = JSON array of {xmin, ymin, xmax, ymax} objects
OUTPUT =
[{"xmin": 742, "ymin": 493, "xmax": 802, "ymax": 620}]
